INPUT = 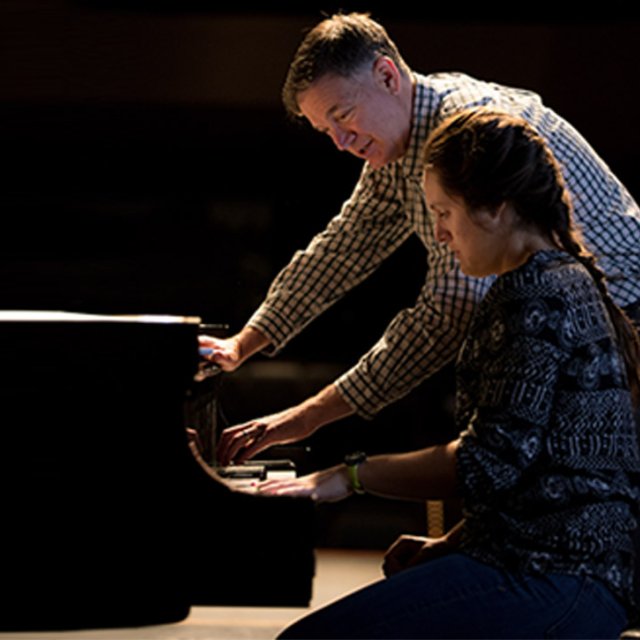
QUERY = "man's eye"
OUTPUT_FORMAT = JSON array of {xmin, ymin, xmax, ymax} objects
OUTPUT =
[{"xmin": 336, "ymin": 108, "xmax": 353, "ymax": 122}]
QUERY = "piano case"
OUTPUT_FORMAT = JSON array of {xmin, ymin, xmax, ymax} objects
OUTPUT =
[{"xmin": 0, "ymin": 312, "xmax": 314, "ymax": 631}]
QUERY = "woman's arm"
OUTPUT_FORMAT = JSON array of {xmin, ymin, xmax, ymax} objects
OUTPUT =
[
  {"xmin": 258, "ymin": 439, "xmax": 460, "ymax": 503},
  {"xmin": 358, "ymin": 440, "xmax": 460, "ymax": 501}
]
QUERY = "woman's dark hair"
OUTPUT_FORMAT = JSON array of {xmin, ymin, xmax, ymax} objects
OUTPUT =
[
  {"xmin": 424, "ymin": 108, "xmax": 640, "ymax": 404},
  {"xmin": 282, "ymin": 12, "xmax": 409, "ymax": 118}
]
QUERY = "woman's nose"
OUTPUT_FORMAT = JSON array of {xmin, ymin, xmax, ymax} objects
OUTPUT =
[{"xmin": 434, "ymin": 218, "xmax": 449, "ymax": 244}]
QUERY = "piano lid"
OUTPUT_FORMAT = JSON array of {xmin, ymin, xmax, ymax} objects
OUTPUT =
[{"xmin": 0, "ymin": 310, "xmax": 202, "ymax": 324}]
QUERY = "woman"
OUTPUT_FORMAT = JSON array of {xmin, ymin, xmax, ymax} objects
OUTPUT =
[{"xmin": 259, "ymin": 109, "xmax": 640, "ymax": 639}]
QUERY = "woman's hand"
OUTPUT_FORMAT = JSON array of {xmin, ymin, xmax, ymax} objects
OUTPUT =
[
  {"xmin": 382, "ymin": 532, "xmax": 457, "ymax": 578},
  {"xmin": 257, "ymin": 465, "xmax": 352, "ymax": 503}
]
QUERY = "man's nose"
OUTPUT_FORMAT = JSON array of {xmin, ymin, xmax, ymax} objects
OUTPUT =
[{"xmin": 330, "ymin": 126, "xmax": 355, "ymax": 151}]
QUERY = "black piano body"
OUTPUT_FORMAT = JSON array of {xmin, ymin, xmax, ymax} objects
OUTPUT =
[{"xmin": 0, "ymin": 311, "xmax": 315, "ymax": 631}]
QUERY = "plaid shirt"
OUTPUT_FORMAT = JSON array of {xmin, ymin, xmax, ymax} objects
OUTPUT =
[{"xmin": 248, "ymin": 72, "xmax": 640, "ymax": 419}]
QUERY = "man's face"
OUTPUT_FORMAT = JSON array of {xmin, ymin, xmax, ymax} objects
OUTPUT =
[{"xmin": 297, "ymin": 59, "xmax": 412, "ymax": 169}]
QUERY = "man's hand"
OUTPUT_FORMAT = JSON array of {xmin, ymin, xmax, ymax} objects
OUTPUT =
[
  {"xmin": 382, "ymin": 532, "xmax": 457, "ymax": 578},
  {"xmin": 198, "ymin": 326, "xmax": 270, "ymax": 372},
  {"xmin": 216, "ymin": 407, "xmax": 318, "ymax": 466},
  {"xmin": 216, "ymin": 384, "xmax": 355, "ymax": 466},
  {"xmin": 198, "ymin": 335, "xmax": 242, "ymax": 372}
]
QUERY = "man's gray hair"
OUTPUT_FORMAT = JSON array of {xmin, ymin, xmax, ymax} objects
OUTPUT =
[{"xmin": 282, "ymin": 12, "xmax": 409, "ymax": 118}]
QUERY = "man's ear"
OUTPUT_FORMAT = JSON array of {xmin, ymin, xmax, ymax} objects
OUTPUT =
[{"xmin": 372, "ymin": 56, "xmax": 401, "ymax": 95}]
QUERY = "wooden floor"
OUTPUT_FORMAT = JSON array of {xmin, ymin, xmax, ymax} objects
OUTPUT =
[{"xmin": 0, "ymin": 548, "xmax": 385, "ymax": 640}]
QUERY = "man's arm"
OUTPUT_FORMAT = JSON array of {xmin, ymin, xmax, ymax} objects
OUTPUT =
[
  {"xmin": 246, "ymin": 165, "xmax": 412, "ymax": 354},
  {"xmin": 335, "ymin": 260, "xmax": 491, "ymax": 418},
  {"xmin": 210, "ymin": 166, "xmax": 416, "ymax": 463},
  {"xmin": 214, "ymin": 217, "xmax": 491, "ymax": 464},
  {"xmin": 216, "ymin": 383, "xmax": 354, "ymax": 466},
  {"xmin": 215, "ymin": 261, "xmax": 488, "ymax": 465}
]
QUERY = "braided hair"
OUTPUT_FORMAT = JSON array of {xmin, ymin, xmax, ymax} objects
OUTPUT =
[{"xmin": 424, "ymin": 108, "xmax": 640, "ymax": 405}]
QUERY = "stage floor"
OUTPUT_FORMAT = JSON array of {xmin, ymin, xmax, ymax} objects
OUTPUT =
[{"xmin": 0, "ymin": 548, "xmax": 385, "ymax": 640}]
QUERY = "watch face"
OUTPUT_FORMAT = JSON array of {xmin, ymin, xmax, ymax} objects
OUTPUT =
[{"xmin": 345, "ymin": 451, "xmax": 367, "ymax": 466}]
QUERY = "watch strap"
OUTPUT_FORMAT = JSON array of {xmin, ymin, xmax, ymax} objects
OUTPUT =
[{"xmin": 345, "ymin": 452, "xmax": 367, "ymax": 495}]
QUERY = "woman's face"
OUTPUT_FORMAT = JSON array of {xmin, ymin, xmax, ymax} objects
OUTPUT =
[{"xmin": 424, "ymin": 169, "xmax": 508, "ymax": 278}]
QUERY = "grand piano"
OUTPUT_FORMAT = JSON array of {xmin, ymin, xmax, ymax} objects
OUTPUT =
[{"xmin": 0, "ymin": 311, "xmax": 315, "ymax": 631}]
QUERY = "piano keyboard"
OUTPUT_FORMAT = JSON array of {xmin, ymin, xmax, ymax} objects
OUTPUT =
[{"xmin": 216, "ymin": 459, "xmax": 297, "ymax": 491}]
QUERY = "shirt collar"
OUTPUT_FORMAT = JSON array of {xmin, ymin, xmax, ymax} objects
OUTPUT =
[{"xmin": 398, "ymin": 73, "xmax": 430, "ymax": 178}]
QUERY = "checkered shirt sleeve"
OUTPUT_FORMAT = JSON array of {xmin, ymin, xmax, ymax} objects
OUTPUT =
[{"xmin": 247, "ymin": 167, "xmax": 415, "ymax": 395}]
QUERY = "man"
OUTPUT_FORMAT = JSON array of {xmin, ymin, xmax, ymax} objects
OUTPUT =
[{"xmin": 201, "ymin": 12, "xmax": 640, "ymax": 466}]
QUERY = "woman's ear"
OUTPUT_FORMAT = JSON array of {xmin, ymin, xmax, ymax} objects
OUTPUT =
[{"xmin": 481, "ymin": 201, "xmax": 510, "ymax": 232}]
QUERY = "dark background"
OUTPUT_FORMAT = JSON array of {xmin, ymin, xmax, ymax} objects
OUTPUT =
[
  {"xmin": 3, "ymin": 2, "xmax": 639, "ymax": 544},
  {"xmin": 4, "ymin": 3, "xmax": 638, "ymax": 344}
]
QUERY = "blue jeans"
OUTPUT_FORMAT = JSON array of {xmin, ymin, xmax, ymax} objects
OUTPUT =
[{"xmin": 278, "ymin": 554, "xmax": 628, "ymax": 639}]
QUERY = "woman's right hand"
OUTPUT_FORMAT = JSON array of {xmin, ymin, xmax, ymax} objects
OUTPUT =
[
  {"xmin": 382, "ymin": 533, "xmax": 455, "ymax": 578},
  {"xmin": 257, "ymin": 464, "xmax": 353, "ymax": 503}
]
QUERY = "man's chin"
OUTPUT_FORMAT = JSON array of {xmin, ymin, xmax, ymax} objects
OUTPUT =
[
  {"xmin": 366, "ymin": 149, "xmax": 403, "ymax": 170},
  {"xmin": 367, "ymin": 155, "xmax": 392, "ymax": 170}
]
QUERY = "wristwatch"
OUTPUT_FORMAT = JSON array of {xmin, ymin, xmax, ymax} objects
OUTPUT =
[{"xmin": 344, "ymin": 451, "xmax": 367, "ymax": 495}]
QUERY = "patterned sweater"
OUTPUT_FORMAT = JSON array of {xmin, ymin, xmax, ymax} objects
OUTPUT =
[{"xmin": 456, "ymin": 250, "xmax": 640, "ymax": 610}]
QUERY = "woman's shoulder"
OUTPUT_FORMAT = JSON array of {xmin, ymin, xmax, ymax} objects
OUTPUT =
[
  {"xmin": 480, "ymin": 250, "xmax": 612, "ymax": 348},
  {"xmin": 492, "ymin": 250, "xmax": 596, "ymax": 304}
]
